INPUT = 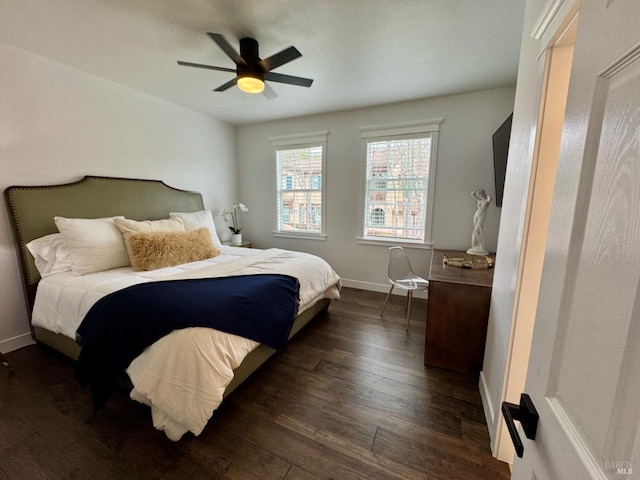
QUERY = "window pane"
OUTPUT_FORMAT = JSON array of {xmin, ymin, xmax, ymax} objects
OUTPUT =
[
  {"xmin": 278, "ymin": 190, "xmax": 322, "ymax": 232},
  {"xmin": 276, "ymin": 144, "xmax": 323, "ymax": 233},
  {"xmin": 363, "ymin": 136, "xmax": 431, "ymax": 240}
]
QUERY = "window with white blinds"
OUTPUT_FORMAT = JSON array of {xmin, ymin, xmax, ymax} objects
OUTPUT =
[
  {"xmin": 360, "ymin": 120, "xmax": 441, "ymax": 244},
  {"xmin": 272, "ymin": 131, "xmax": 327, "ymax": 238}
]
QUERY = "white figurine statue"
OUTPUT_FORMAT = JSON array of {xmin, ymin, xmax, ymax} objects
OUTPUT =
[{"xmin": 467, "ymin": 188, "xmax": 492, "ymax": 256}]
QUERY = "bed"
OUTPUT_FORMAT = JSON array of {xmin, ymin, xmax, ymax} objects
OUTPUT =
[{"xmin": 4, "ymin": 175, "xmax": 340, "ymax": 440}]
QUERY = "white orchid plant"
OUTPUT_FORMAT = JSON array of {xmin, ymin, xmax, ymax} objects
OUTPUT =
[{"xmin": 222, "ymin": 202, "xmax": 249, "ymax": 234}]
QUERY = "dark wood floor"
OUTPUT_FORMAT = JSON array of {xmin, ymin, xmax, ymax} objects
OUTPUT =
[{"xmin": 0, "ymin": 287, "xmax": 510, "ymax": 479}]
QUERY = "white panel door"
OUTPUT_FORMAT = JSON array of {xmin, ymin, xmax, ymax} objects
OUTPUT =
[{"xmin": 509, "ymin": 0, "xmax": 640, "ymax": 478}]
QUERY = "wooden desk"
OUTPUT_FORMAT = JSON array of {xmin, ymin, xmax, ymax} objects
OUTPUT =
[{"xmin": 424, "ymin": 249, "xmax": 494, "ymax": 375}]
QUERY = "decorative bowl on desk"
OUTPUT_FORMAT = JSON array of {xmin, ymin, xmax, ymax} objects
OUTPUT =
[{"xmin": 442, "ymin": 254, "xmax": 494, "ymax": 269}]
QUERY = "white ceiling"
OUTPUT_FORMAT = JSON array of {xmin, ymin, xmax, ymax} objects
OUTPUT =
[{"xmin": 0, "ymin": 0, "xmax": 525, "ymax": 125}]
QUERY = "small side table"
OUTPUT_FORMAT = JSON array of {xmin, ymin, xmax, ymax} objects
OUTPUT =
[{"xmin": 223, "ymin": 241, "xmax": 252, "ymax": 248}]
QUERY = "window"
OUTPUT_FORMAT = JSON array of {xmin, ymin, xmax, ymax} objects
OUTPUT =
[
  {"xmin": 271, "ymin": 131, "xmax": 328, "ymax": 238},
  {"xmin": 371, "ymin": 207, "xmax": 385, "ymax": 226},
  {"xmin": 310, "ymin": 175, "xmax": 322, "ymax": 190},
  {"xmin": 282, "ymin": 205, "xmax": 291, "ymax": 223},
  {"xmin": 360, "ymin": 119, "xmax": 441, "ymax": 245}
]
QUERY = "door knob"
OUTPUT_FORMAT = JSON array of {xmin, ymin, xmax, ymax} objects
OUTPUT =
[{"xmin": 501, "ymin": 393, "xmax": 539, "ymax": 458}]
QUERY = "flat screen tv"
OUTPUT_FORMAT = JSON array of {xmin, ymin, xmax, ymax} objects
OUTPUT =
[{"xmin": 492, "ymin": 113, "xmax": 513, "ymax": 207}]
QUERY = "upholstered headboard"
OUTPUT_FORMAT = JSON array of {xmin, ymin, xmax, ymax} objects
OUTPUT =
[{"xmin": 5, "ymin": 176, "xmax": 204, "ymax": 314}]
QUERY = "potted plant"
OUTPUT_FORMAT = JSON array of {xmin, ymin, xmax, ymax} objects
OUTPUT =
[{"xmin": 222, "ymin": 202, "xmax": 249, "ymax": 244}]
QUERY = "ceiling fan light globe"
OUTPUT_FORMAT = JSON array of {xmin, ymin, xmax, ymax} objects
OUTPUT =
[{"xmin": 237, "ymin": 76, "xmax": 264, "ymax": 94}]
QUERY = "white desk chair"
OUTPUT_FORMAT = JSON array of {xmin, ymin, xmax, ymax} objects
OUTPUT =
[{"xmin": 380, "ymin": 246, "xmax": 429, "ymax": 330}]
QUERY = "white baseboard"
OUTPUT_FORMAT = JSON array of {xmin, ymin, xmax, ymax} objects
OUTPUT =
[
  {"xmin": 0, "ymin": 332, "xmax": 35, "ymax": 353},
  {"xmin": 479, "ymin": 369, "xmax": 497, "ymax": 454},
  {"xmin": 479, "ymin": 370, "xmax": 495, "ymax": 427},
  {"xmin": 479, "ymin": 370, "xmax": 515, "ymax": 464},
  {"xmin": 339, "ymin": 278, "xmax": 428, "ymax": 299}
]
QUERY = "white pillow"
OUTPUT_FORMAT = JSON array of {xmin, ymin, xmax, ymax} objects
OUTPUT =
[
  {"xmin": 26, "ymin": 233, "xmax": 72, "ymax": 277},
  {"xmin": 54, "ymin": 216, "xmax": 130, "ymax": 275},
  {"xmin": 170, "ymin": 209, "xmax": 223, "ymax": 249},
  {"xmin": 113, "ymin": 217, "xmax": 185, "ymax": 234}
]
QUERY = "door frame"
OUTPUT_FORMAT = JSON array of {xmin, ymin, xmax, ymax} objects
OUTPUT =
[{"xmin": 493, "ymin": 0, "xmax": 580, "ymax": 464}]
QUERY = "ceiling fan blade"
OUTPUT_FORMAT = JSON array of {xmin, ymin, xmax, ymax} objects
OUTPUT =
[
  {"xmin": 259, "ymin": 46, "xmax": 302, "ymax": 72},
  {"xmin": 208, "ymin": 33, "xmax": 246, "ymax": 65},
  {"xmin": 213, "ymin": 77, "xmax": 238, "ymax": 92},
  {"xmin": 264, "ymin": 71, "xmax": 313, "ymax": 87},
  {"xmin": 262, "ymin": 82, "xmax": 278, "ymax": 100},
  {"xmin": 177, "ymin": 61, "xmax": 236, "ymax": 73}
]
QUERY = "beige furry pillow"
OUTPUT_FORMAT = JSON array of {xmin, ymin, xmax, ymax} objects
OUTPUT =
[{"xmin": 124, "ymin": 228, "xmax": 220, "ymax": 271}]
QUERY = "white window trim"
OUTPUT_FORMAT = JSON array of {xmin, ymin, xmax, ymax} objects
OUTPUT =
[
  {"xmin": 270, "ymin": 130, "xmax": 328, "ymax": 240},
  {"xmin": 273, "ymin": 231, "xmax": 328, "ymax": 240},
  {"xmin": 355, "ymin": 236, "xmax": 433, "ymax": 249},
  {"xmin": 358, "ymin": 118, "xmax": 442, "ymax": 246}
]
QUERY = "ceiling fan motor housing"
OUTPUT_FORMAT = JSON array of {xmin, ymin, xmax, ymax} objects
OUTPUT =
[
  {"xmin": 238, "ymin": 37, "xmax": 264, "ymax": 81},
  {"xmin": 239, "ymin": 37, "xmax": 260, "ymax": 65}
]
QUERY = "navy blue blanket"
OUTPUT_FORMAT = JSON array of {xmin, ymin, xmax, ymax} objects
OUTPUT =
[{"xmin": 76, "ymin": 274, "xmax": 299, "ymax": 411}]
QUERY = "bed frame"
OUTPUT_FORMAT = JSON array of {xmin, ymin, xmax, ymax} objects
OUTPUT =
[{"xmin": 4, "ymin": 175, "xmax": 329, "ymax": 396}]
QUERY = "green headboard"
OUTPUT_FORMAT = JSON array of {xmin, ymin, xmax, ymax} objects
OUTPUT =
[{"xmin": 5, "ymin": 175, "xmax": 204, "ymax": 314}]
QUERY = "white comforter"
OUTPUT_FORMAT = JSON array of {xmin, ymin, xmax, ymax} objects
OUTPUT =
[{"xmin": 32, "ymin": 247, "xmax": 340, "ymax": 440}]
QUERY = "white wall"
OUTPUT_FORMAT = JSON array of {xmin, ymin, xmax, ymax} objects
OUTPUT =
[
  {"xmin": 237, "ymin": 87, "xmax": 515, "ymax": 291},
  {"xmin": 0, "ymin": 41, "xmax": 237, "ymax": 352}
]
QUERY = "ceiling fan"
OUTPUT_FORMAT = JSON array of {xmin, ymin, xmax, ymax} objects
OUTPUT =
[{"xmin": 178, "ymin": 33, "xmax": 313, "ymax": 98}]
